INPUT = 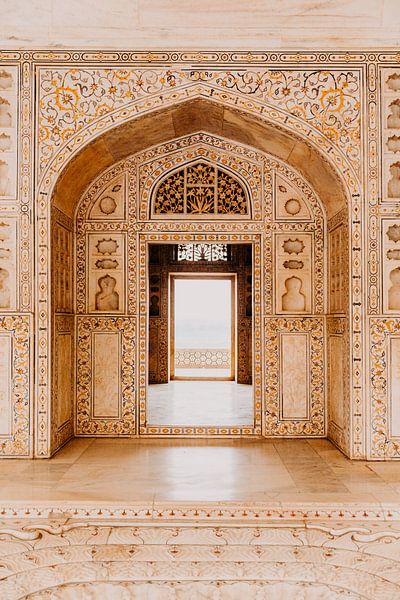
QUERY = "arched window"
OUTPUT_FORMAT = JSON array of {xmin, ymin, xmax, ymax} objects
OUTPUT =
[{"xmin": 152, "ymin": 162, "xmax": 249, "ymax": 217}]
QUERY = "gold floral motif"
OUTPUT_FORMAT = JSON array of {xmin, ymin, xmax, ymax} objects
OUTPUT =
[
  {"xmin": 153, "ymin": 171, "xmax": 184, "ymax": 213},
  {"xmin": 153, "ymin": 162, "xmax": 248, "ymax": 216}
]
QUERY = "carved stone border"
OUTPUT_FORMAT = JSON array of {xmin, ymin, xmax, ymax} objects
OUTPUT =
[
  {"xmin": 76, "ymin": 316, "xmax": 136, "ymax": 436},
  {"xmin": 138, "ymin": 231, "xmax": 263, "ymax": 436},
  {"xmin": 370, "ymin": 317, "xmax": 400, "ymax": 458},
  {"xmin": 0, "ymin": 314, "xmax": 31, "ymax": 457},
  {"xmin": 264, "ymin": 317, "xmax": 325, "ymax": 436}
]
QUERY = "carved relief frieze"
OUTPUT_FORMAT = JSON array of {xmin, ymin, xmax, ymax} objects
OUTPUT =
[
  {"xmin": 264, "ymin": 317, "xmax": 325, "ymax": 437},
  {"xmin": 1, "ymin": 518, "xmax": 400, "ymax": 599},
  {"xmin": 76, "ymin": 316, "xmax": 136, "ymax": 435}
]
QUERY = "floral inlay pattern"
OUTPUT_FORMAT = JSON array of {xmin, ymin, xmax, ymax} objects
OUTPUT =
[
  {"xmin": 38, "ymin": 68, "xmax": 361, "ymax": 174},
  {"xmin": 153, "ymin": 161, "xmax": 248, "ymax": 215}
]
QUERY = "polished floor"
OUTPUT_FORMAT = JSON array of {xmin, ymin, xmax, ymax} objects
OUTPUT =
[
  {"xmin": 147, "ymin": 380, "xmax": 253, "ymax": 426},
  {"xmin": 1, "ymin": 438, "xmax": 400, "ymax": 504}
]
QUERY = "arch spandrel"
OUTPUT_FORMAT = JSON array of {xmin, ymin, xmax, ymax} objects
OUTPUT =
[{"xmin": 52, "ymin": 99, "xmax": 348, "ymax": 220}]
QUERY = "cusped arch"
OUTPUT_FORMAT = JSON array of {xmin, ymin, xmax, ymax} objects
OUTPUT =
[
  {"xmin": 150, "ymin": 158, "xmax": 251, "ymax": 218},
  {"xmin": 51, "ymin": 97, "xmax": 351, "ymax": 220}
]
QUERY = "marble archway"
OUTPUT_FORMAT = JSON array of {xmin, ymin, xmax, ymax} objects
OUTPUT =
[
  {"xmin": 38, "ymin": 92, "xmax": 357, "ymax": 457},
  {"xmin": 47, "ymin": 120, "xmax": 351, "ymax": 449}
]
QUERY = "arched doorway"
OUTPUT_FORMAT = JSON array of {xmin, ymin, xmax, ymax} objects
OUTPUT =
[{"xmin": 44, "ymin": 98, "xmax": 353, "ymax": 454}]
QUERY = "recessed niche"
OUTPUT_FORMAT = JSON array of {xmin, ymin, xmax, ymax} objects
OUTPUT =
[
  {"xmin": 0, "ymin": 70, "xmax": 12, "ymax": 91},
  {"xmin": 282, "ymin": 239, "xmax": 305, "ymax": 255},
  {"xmin": 388, "ymin": 162, "xmax": 400, "ymax": 198},
  {"xmin": 387, "ymin": 135, "xmax": 400, "ymax": 153},
  {"xmin": 387, "ymin": 73, "xmax": 400, "ymax": 92},
  {"xmin": 0, "ymin": 98, "xmax": 11, "ymax": 128}
]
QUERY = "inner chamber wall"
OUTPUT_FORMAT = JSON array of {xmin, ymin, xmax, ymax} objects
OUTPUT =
[{"xmin": 49, "ymin": 133, "xmax": 349, "ymax": 453}]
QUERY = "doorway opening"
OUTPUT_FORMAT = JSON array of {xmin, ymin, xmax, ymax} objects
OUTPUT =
[
  {"xmin": 146, "ymin": 243, "xmax": 254, "ymax": 429},
  {"xmin": 171, "ymin": 276, "xmax": 235, "ymax": 381}
]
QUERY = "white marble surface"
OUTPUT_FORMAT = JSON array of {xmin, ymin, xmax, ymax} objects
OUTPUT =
[
  {"xmin": 0, "ymin": 0, "xmax": 398, "ymax": 49},
  {"xmin": 147, "ymin": 380, "xmax": 254, "ymax": 426}
]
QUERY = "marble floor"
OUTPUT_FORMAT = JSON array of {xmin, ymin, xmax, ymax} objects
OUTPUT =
[
  {"xmin": 1, "ymin": 438, "xmax": 400, "ymax": 505},
  {"xmin": 147, "ymin": 380, "xmax": 254, "ymax": 426}
]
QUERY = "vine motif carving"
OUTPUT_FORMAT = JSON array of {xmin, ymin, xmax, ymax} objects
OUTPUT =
[
  {"xmin": 76, "ymin": 316, "xmax": 136, "ymax": 436},
  {"xmin": 264, "ymin": 317, "xmax": 325, "ymax": 436},
  {"xmin": 38, "ymin": 68, "xmax": 361, "ymax": 174},
  {"xmin": 370, "ymin": 318, "xmax": 400, "ymax": 458},
  {"xmin": 0, "ymin": 314, "xmax": 31, "ymax": 457}
]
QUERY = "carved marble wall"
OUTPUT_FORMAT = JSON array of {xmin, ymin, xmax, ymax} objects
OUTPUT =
[
  {"xmin": 73, "ymin": 135, "xmax": 326, "ymax": 438},
  {"xmin": 0, "ymin": 51, "xmax": 399, "ymax": 457}
]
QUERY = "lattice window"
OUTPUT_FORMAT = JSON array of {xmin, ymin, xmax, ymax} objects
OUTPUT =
[
  {"xmin": 153, "ymin": 162, "xmax": 248, "ymax": 216},
  {"xmin": 177, "ymin": 243, "xmax": 228, "ymax": 262}
]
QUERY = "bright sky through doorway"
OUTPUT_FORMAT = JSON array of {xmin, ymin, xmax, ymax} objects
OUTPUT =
[{"xmin": 175, "ymin": 279, "xmax": 231, "ymax": 349}]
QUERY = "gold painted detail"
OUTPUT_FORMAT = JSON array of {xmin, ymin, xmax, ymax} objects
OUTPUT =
[{"xmin": 153, "ymin": 162, "xmax": 248, "ymax": 215}]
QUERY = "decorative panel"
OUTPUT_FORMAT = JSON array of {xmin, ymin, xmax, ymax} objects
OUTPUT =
[
  {"xmin": 0, "ymin": 216, "xmax": 17, "ymax": 310},
  {"xmin": 0, "ymin": 315, "xmax": 31, "ymax": 457},
  {"xmin": 327, "ymin": 317, "xmax": 349, "ymax": 455},
  {"xmin": 148, "ymin": 318, "xmax": 168, "ymax": 384},
  {"xmin": 382, "ymin": 219, "xmax": 400, "ymax": 314},
  {"xmin": 76, "ymin": 316, "xmax": 136, "ymax": 436},
  {"xmin": 0, "ymin": 334, "xmax": 11, "ymax": 435},
  {"xmin": 370, "ymin": 318, "xmax": 400, "ymax": 458},
  {"xmin": 274, "ymin": 233, "xmax": 313, "ymax": 314},
  {"xmin": 93, "ymin": 332, "xmax": 121, "ymax": 418},
  {"xmin": 389, "ymin": 336, "xmax": 400, "ymax": 438},
  {"xmin": 88, "ymin": 173, "xmax": 126, "ymax": 221},
  {"xmin": 381, "ymin": 68, "xmax": 400, "ymax": 202},
  {"xmin": 328, "ymin": 336, "xmax": 345, "ymax": 431},
  {"xmin": 87, "ymin": 233, "xmax": 126, "ymax": 314},
  {"xmin": 329, "ymin": 225, "xmax": 345, "ymax": 314},
  {"xmin": 152, "ymin": 162, "xmax": 249, "ymax": 217},
  {"xmin": 280, "ymin": 333, "xmax": 309, "ymax": 420},
  {"xmin": 139, "ymin": 138, "xmax": 263, "ymax": 222},
  {"xmin": 0, "ymin": 66, "xmax": 18, "ymax": 201},
  {"xmin": 265, "ymin": 317, "xmax": 325, "ymax": 437},
  {"xmin": 52, "ymin": 315, "xmax": 74, "ymax": 453},
  {"xmin": 274, "ymin": 173, "xmax": 312, "ymax": 221},
  {"xmin": 52, "ymin": 219, "xmax": 72, "ymax": 313}
]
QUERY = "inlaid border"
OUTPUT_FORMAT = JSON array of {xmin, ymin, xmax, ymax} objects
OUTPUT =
[
  {"xmin": 139, "ymin": 232, "xmax": 263, "ymax": 436},
  {"xmin": 0, "ymin": 314, "xmax": 31, "ymax": 457},
  {"xmin": 264, "ymin": 317, "xmax": 325, "ymax": 437},
  {"xmin": 76, "ymin": 316, "xmax": 136, "ymax": 436}
]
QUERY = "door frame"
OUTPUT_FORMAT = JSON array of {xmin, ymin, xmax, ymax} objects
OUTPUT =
[
  {"xmin": 139, "ymin": 232, "xmax": 263, "ymax": 437},
  {"xmin": 169, "ymin": 273, "xmax": 236, "ymax": 382}
]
